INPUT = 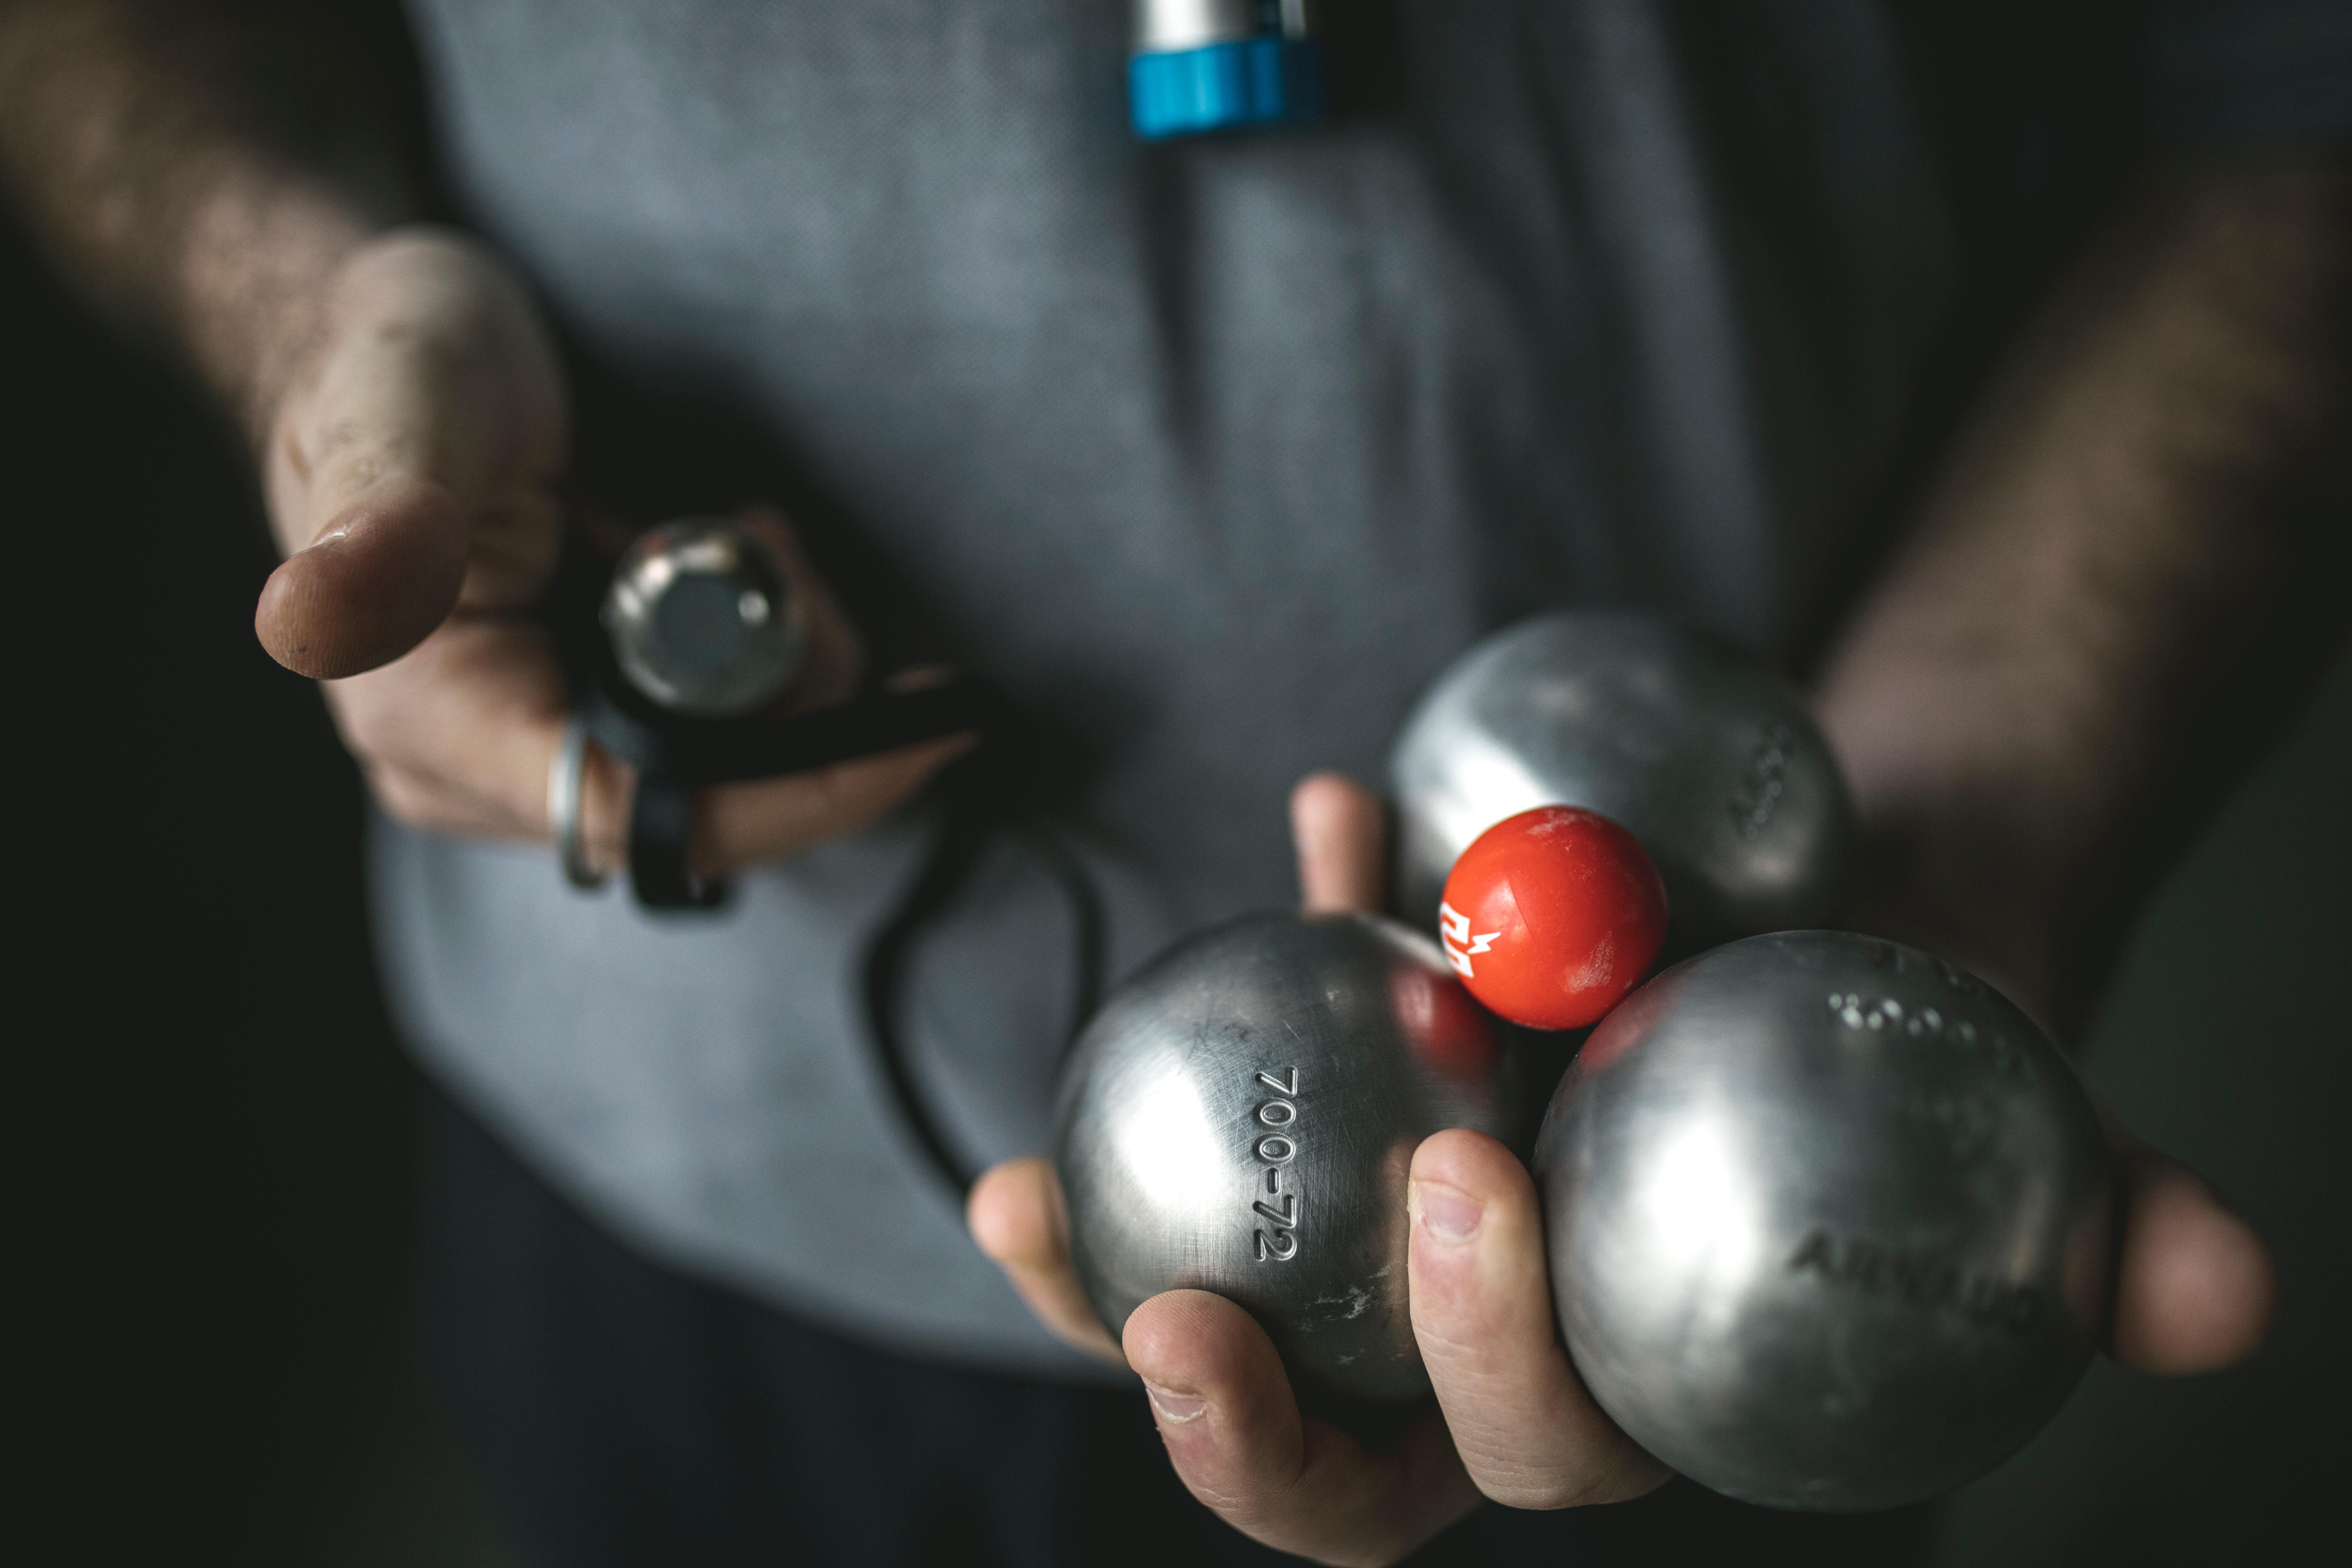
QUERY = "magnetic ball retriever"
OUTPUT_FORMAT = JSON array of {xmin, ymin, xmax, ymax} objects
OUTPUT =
[
  {"xmin": 1055, "ymin": 911, "xmax": 1509, "ymax": 1403},
  {"xmin": 1439, "ymin": 805, "xmax": 1669, "ymax": 1031},
  {"xmin": 570, "ymin": 512, "xmax": 985, "ymax": 910},
  {"xmin": 1534, "ymin": 931, "xmax": 2114, "ymax": 1511},
  {"xmin": 603, "ymin": 516, "xmax": 808, "ymax": 718}
]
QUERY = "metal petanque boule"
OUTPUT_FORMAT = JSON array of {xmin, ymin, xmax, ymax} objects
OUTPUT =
[
  {"xmin": 1534, "ymin": 930, "xmax": 2114, "ymax": 1511},
  {"xmin": 1055, "ymin": 910, "xmax": 1510, "ymax": 1402},
  {"xmin": 1390, "ymin": 611, "xmax": 1852, "ymax": 953}
]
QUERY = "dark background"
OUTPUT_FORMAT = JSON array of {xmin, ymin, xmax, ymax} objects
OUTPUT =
[{"xmin": 12, "ymin": 3, "xmax": 2347, "ymax": 1561}]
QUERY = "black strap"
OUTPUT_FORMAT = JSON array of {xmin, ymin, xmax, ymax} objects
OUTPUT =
[
  {"xmin": 628, "ymin": 772, "xmax": 727, "ymax": 910},
  {"xmin": 587, "ymin": 677, "xmax": 990, "ymax": 787},
  {"xmin": 593, "ymin": 677, "xmax": 994, "ymax": 911}
]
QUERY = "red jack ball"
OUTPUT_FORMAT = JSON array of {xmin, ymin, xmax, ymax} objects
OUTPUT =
[{"xmin": 1439, "ymin": 806, "xmax": 1669, "ymax": 1031}]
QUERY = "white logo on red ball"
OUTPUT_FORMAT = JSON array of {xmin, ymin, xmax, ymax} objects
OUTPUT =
[{"xmin": 1438, "ymin": 901, "xmax": 1501, "ymax": 979}]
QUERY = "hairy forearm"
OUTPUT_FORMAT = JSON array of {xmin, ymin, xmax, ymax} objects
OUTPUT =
[
  {"xmin": 1819, "ymin": 158, "xmax": 2349, "ymax": 1034},
  {"xmin": 0, "ymin": 0, "xmax": 403, "ymax": 437}
]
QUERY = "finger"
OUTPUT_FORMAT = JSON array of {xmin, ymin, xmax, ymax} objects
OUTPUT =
[
  {"xmin": 2086, "ymin": 1096, "xmax": 2277, "ymax": 1375},
  {"xmin": 319, "ymin": 612, "xmax": 571, "ymax": 841},
  {"xmin": 260, "ymin": 232, "xmax": 565, "ymax": 677},
  {"xmin": 1407, "ymin": 1130, "xmax": 1671, "ymax": 1509},
  {"xmin": 2109, "ymin": 1150, "xmax": 2275, "ymax": 1374},
  {"xmin": 691, "ymin": 731, "xmax": 977, "ymax": 875},
  {"xmin": 1292, "ymin": 771, "xmax": 1389, "ymax": 914},
  {"xmin": 968, "ymin": 1158, "xmax": 1126, "ymax": 1365},
  {"xmin": 360, "ymin": 756, "xmax": 521, "ymax": 839},
  {"xmin": 257, "ymin": 476, "xmax": 470, "ymax": 679},
  {"xmin": 1123, "ymin": 1290, "xmax": 1479, "ymax": 1566}
]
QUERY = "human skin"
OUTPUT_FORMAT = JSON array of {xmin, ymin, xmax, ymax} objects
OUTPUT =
[{"xmin": 0, "ymin": 6, "xmax": 2321, "ymax": 1563}]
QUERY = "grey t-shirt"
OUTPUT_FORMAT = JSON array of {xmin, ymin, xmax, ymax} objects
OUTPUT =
[{"xmin": 374, "ymin": 0, "xmax": 2345, "ymax": 1378}]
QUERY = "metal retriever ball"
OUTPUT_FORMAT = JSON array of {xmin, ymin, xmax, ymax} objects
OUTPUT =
[
  {"xmin": 1534, "ymin": 931, "xmax": 2114, "ymax": 1510},
  {"xmin": 1055, "ymin": 911, "xmax": 1507, "ymax": 1402},
  {"xmin": 603, "ymin": 516, "xmax": 808, "ymax": 717},
  {"xmin": 1391, "ymin": 611, "xmax": 1851, "ymax": 952}
]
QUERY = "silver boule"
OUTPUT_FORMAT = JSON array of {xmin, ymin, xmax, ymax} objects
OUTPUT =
[
  {"xmin": 1056, "ymin": 911, "xmax": 1508, "ymax": 1401},
  {"xmin": 1534, "ymin": 931, "xmax": 2113, "ymax": 1511},
  {"xmin": 1390, "ymin": 611, "xmax": 1851, "ymax": 951},
  {"xmin": 603, "ymin": 516, "xmax": 808, "ymax": 717}
]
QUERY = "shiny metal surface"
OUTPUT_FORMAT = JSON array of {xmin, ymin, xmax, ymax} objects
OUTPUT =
[
  {"xmin": 1390, "ymin": 612, "xmax": 1851, "ymax": 952},
  {"xmin": 1534, "ymin": 931, "xmax": 2113, "ymax": 1510},
  {"xmin": 1132, "ymin": 0, "xmax": 1256, "ymax": 52},
  {"xmin": 1133, "ymin": 0, "xmax": 1313, "ymax": 51},
  {"xmin": 1056, "ymin": 911, "xmax": 1507, "ymax": 1401},
  {"xmin": 603, "ymin": 517, "xmax": 807, "ymax": 718},
  {"xmin": 547, "ymin": 717, "xmax": 606, "ymax": 890}
]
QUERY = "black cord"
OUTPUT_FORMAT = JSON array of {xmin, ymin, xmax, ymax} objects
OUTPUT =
[
  {"xmin": 861, "ymin": 769, "xmax": 997, "ymax": 1197},
  {"xmin": 1023, "ymin": 818, "xmax": 1107, "ymax": 1050},
  {"xmin": 859, "ymin": 752, "xmax": 1110, "ymax": 1200}
]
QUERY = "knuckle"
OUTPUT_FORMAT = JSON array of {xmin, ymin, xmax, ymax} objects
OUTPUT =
[
  {"xmin": 1461, "ymin": 1435, "xmax": 1660, "ymax": 1512},
  {"xmin": 366, "ymin": 770, "xmax": 437, "ymax": 828},
  {"xmin": 1461, "ymin": 1447, "xmax": 1610, "ymax": 1512},
  {"xmin": 1411, "ymin": 1316, "xmax": 1491, "ymax": 1363},
  {"xmin": 1409, "ymin": 1271, "xmax": 1505, "ymax": 1350},
  {"xmin": 1186, "ymin": 1476, "xmax": 1264, "ymax": 1521},
  {"xmin": 1476, "ymin": 1476, "xmax": 1588, "ymax": 1512},
  {"xmin": 336, "ymin": 717, "xmax": 391, "ymax": 761},
  {"xmin": 322, "ymin": 688, "xmax": 400, "ymax": 756}
]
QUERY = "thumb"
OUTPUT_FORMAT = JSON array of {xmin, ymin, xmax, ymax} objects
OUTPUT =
[
  {"xmin": 2109, "ymin": 1150, "xmax": 2275, "ymax": 1374},
  {"xmin": 255, "ymin": 475, "xmax": 469, "ymax": 679},
  {"xmin": 251, "ymin": 229, "xmax": 566, "ymax": 680},
  {"xmin": 1292, "ymin": 770, "xmax": 1389, "ymax": 914}
]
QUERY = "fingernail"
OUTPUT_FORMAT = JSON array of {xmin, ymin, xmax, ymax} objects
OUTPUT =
[
  {"xmin": 1142, "ymin": 1382, "xmax": 1207, "ymax": 1424},
  {"xmin": 1412, "ymin": 1179, "xmax": 1483, "ymax": 1242}
]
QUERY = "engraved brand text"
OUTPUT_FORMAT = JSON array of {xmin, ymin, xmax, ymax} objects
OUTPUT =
[{"xmin": 1787, "ymin": 1229, "xmax": 2044, "ymax": 1335}]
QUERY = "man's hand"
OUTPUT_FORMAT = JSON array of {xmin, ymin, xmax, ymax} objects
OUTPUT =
[
  {"xmin": 255, "ymin": 228, "xmax": 970, "ymax": 878},
  {"xmin": 973, "ymin": 774, "xmax": 1665, "ymax": 1565},
  {"xmin": 0, "ymin": 5, "xmax": 970, "ymax": 882},
  {"xmin": 974, "ymin": 772, "xmax": 2278, "ymax": 1566}
]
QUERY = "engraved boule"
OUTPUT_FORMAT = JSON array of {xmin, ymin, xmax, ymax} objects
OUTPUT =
[
  {"xmin": 1534, "ymin": 931, "xmax": 2114, "ymax": 1511},
  {"xmin": 603, "ymin": 516, "xmax": 808, "ymax": 717},
  {"xmin": 1390, "ymin": 612, "xmax": 1852, "ymax": 952},
  {"xmin": 1055, "ymin": 911, "xmax": 1508, "ymax": 1401}
]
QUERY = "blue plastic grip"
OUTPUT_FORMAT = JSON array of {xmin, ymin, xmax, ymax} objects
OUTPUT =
[{"xmin": 1128, "ymin": 37, "xmax": 1326, "ymax": 140}]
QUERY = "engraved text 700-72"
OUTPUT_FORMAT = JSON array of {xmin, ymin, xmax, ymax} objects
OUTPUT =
[{"xmin": 1252, "ymin": 1068, "xmax": 1301, "ymax": 1262}]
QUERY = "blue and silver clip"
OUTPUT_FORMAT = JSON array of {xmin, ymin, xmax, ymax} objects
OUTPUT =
[{"xmin": 1128, "ymin": 0, "xmax": 1326, "ymax": 140}]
